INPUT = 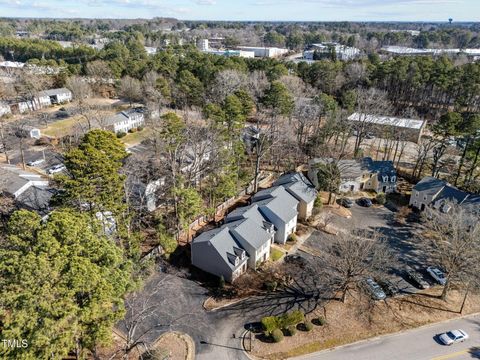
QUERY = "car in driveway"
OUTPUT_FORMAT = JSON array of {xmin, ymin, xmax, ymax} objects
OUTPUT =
[
  {"xmin": 438, "ymin": 329, "xmax": 469, "ymax": 345},
  {"xmin": 363, "ymin": 277, "xmax": 386, "ymax": 300},
  {"xmin": 378, "ymin": 279, "xmax": 399, "ymax": 297},
  {"xmin": 339, "ymin": 198, "xmax": 354, "ymax": 208},
  {"xmin": 427, "ymin": 266, "xmax": 447, "ymax": 285},
  {"xmin": 357, "ymin": 197, "xmax": 373, "ymax": 207},
  {"xmin": 404, "ymin": 267, "xmax": 430, "ymax": 289},
  {"xmin": 47, "ymin": 164, "xmax": 66, "ymax": 174},
  {"xmin": 27, "ymin": 158, "xmax": 45, "ymax": 167}
]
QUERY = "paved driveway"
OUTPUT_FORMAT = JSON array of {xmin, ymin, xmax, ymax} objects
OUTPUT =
[{"xmin": 119, "ymin": 270, "xmax": 249, "ymax": 360}]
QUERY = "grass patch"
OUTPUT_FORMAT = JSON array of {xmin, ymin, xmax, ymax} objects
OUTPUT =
[
  {"xmin": 121, "ymin": 128, "xmax": 152, "ymax": 146},
  {"xmin": 42, "ymin": 116, "xmax": 84, "ymax": 137},
  {"xmin": 270, "ymin": 247, "xmax": 284, "ymax": 262}
]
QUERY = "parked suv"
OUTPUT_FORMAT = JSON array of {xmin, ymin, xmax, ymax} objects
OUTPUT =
[
  {"xmin": 378, "ymin": 279, "xmax": 399, "ymax": 297},
  {"xmin": 427, "ymin": 266, "xmax": 447, "ymax": 285},
  {"xmin": 404, "ymin": 267, "xmax": 430, "ymax": 289},
  {"xmin": 27, "ymin": 158, "xmax": 45, "ymax": 167},
  {"xmin": 340, "ymin": 198, "xmax": 354, "ymax": 208},
  {"xmin": 363, "ymin": 277, "xmax": 386, "ymax": 300}
]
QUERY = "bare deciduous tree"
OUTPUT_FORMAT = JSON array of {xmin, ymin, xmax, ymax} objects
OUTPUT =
[{"xmin": 420, "ymin": 202, "xmax": 480, "ymax": 301}]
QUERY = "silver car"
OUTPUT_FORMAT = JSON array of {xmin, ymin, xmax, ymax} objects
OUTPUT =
[
  {"xmin": 47, "ymin": 164, "xmax": 66, "ymax": 174},
  {"xmin": 427, "ymin": 266, "xmax": 447, "ymax": 285},
  {"xmin": 439, "ymin": 329, "xmax": 469, "ymax": 345},
  {"xmin": 27, "ymin": 158, "xmax": 45, "ymax": 167},
  {"xmin": 364, "ymin": 278, "xmax": 386, "ymax": 300}
]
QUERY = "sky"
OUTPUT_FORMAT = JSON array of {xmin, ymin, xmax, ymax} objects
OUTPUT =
[{"xmin": 0, "ymin": 0, "xmax": 478, "ymax": 21}]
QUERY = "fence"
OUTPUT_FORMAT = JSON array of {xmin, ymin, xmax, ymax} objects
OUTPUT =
[{"xmin": 141, "ymin": 171, "xmax": 274, "ymax": 260}]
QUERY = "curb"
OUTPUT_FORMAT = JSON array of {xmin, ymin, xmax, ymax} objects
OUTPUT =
[
  {"xmin": 203, "ymin": 296, "xmax": 250, "ymax": 312},
  {"xmin": 290, "ymin": 312, "xmax": 480, "ymax": 359}
]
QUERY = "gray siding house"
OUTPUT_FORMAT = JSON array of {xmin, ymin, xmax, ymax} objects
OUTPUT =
[
  {"xmin": 252, "ymin": 186, "xmax": 299, "ymax": 244},
  {"xmin": 191, "ymin": 227, "xmax": 248, "ymax": 283},
  {"xmin": 410, "ymin": 176, "xmax": 479, "ymax": 214},
  {"xmin": 274, "ymin": 172, "xmax": 317, "ymax": 220}
]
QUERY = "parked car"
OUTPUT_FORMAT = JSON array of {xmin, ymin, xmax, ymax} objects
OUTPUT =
[
  {"xmin": 47, "ymin": 164, "xmax": 66, "ymax": 174},
  {"xmin": 438, "ymin": 329, "xmax": 469, "ymax": 345},
  {"xmin": 365, "ymin": 132, "xmax": 375, "ymax": 139},
  {"xmin": 340, "ymin": 198, "xmax": 354, "ymax": 208},
  {"xmin": 357, "ymin": 198, "xmax": 373, "ymax": 207},
  {"xmin": 378, "ymin": 279, "xmax": 399, "ymax": 297},
  {"xmin": 363, "ymin": 277, "xmax": 386, "ymax": 300},
  {"xmin": 404, "ymin": 267, "xmax": 430, "ymax": 289},
  {"xmin": 27, "ymin": 158, "xmax": 45, "ymax": 167},
  {"xmin": 427, "ymin": 266, "xmax": 447, "ymax": 285}
]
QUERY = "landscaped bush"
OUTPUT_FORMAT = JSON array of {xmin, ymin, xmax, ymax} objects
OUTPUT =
[
  {"xmin": 264, "ymin": 280, "xmax": 278, "ymax": 292},
  {"xmin": 137, "ymin": 126, "xmax": 144, "ymax": 131},
  {"xmin": 288, "ymin": 233, "xmax": 298, "ymax": 243},
  {"xmin": 261, "ymin": 316, "xmax": 279, "ymax": 335},
  {"xmin": 316, "ymin": 316, "xmax": 326, "ymax": 326},
  {"xmin": 314, "ymin": 195, "xmax": 323, "ymax": 209},
  {"xmin": 116, "ymin": 131, "xmax": 127, "ymax": 138},
  {"xmin": 286, "ymin": 325, "xmax": 297, "ymax": 336},
  {"xmin": 128, "ymin": 127, "xmax": 137, "ymax": 133},
  {"xmin": 271, "ymin": 328, "xmax": 284, "ymax": 343},
  {"xmin": 278, "ymin": 309, "xmax": 305, "ymax": 328},
  {"xmin": 376, "ymin": 192, "xmax": 386, "ymax": 205},
  {"xmin": 304, "ymin": 320, "xmax": 313, "ymax": 331}
]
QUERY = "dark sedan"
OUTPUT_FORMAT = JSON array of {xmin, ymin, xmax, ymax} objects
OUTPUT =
[{"xmin": 357, "ymin": 197, "xmax": 373, "ymax": 207}]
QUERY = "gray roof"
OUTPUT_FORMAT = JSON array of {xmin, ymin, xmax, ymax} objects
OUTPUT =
[
  {"xmin": 222, "ymin": 218, "xmax": 272, "ymax": 250},
  {"xmin": 413, "ymin": 176, "xmax": 447, "ymax": 195},
  {"xmin": 193, "ymin": 227, "xmax": 246, "ymax": 271},
  {"xmin": 226, "ymin": 203, "xmax": 268, "ymax": 226},
  {"xmin": 255, "ymin": 192, "xmax": 298, "ymax": 223},
  {"xmin": 39, "ymin": 87, "xmax": 72, "ymax": 97},
  {"xmin": 274, "ymin": 172, "xmax": 317, "ymax": 203},
  {"xmin": 105, "ymin": 108, "xmax": 143, "ymax": 126},
  {"xmin": 16, "ymin": 186, "xmax": 55, "ymax": 214},
  {"xmin": 0, "ymin": 166, "xmax": 47, "ymax": 197},
  {"xmin": 251, "ymin": 185, "xmax": 285, "ymax": 202},
  {"xmin": 435, "ymin": 185, "xmax": 469, "ymax": 204}
]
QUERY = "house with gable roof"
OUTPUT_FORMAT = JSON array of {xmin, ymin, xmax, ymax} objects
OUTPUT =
[{"xmin": 273, "ymin": 172, "xmax": 317, "ymax": 220}]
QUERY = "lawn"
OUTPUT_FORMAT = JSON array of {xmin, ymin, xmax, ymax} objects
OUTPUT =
[
  {"xmin": 270, "ymin": 247, "xmax": 284, "ymax": 262},
  {"xmin": 42, "ymin": 116, "xmax": 85, "ymax": 137},
  {"xmin": 120, "ymin": 128, "xmax": 152, "ymax": 147}
]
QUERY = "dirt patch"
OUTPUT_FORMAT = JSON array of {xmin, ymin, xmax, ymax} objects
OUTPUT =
[
  {"xmin": 149, "ymin": 331, "xmax": 195, "ymax": 360},
  {"xmin": 250, "ymin": 288, "xmax": 480, "ymax": 359}
]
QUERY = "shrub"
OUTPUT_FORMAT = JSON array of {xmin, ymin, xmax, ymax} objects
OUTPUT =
[
  {"xmin": 137, "ymin": 126, "xmax": 144, "ymax": 131},
  {"xmin": 271, "ymin": 329, "xmax": 284, "ymax": 343},
  {"xmin": 288, "ymin": 233, "xmax": 298, "ymax": 243},
  {"xmin": 286, "ymin": 325, "xmax": 297, "ymax": 336},
  {"xmin": 128, "ymin": 127, "xmax": 137, "ymax": 133},
  {"xmin": 376, "ymin": 192, "xmax": 386, "ymax": 205},
  {"xmin": 264, "ymin": 280, "xmax": 278, "ymax": 292},
  {"xmin": 314, "ymin": 195, "xmax": 323, "ymax": 209},
  {"xmin": 316, "ymin": 316, "xmax": 326, "ymax": 326},
  {"xmin": 261, "ymin": 316, "xmax": 279, "ymax": 335},
  {"xmin": 279, "ymin": 310, "xmax": 305, "ymax": 328},
  {"xmin": 218, "ymin": 275, "xmax": 225, "ymax": 289},
  {"xmin": 304, "ymin": 321, "xmax": 313, "ymax": 331},
  {"xmin": 157, "ymin": 226, "xmax": 177, "ymax": 257},
  {"xmin": 116, "ymin": 131, "xmax": 127, "ymax": 138}
]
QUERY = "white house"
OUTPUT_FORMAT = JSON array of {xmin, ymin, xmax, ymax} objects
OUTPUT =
[
  {"xmin": 273, "ymin": 172, "xmax": 317, "ymax": 220},
  {"xmin": 106, "ymin": 108, "xmax": 145, "ymax": 134}
]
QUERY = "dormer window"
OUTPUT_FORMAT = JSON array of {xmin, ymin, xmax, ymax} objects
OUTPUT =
[
  {"xmin": 391, "ymin": 176, "xmax": 396, "ymax": 183},
  {"xmin": 234, "ymin": 256, "xmax": 239, "ymax": 266},
  {"xmin": 382, "ymin": 176, "xmax": 388, "ymax": 182}
]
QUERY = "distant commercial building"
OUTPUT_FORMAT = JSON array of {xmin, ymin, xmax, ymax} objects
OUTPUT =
[
  {"xmin": 305, "ymin": 42, "xmax": 361, "ymax": 61},
  {"xmin": 204, "ymin": 49, "xmax": 255, "ymax": 58},
  {"xmin": 381, "ymin": 46, "xmax": 480, "ymax": 57},
  {"xmin": 197, "ymin": 39, "xmax": 209, "ymax": 52},
  {"xmin": 236, "ymin": 46, "xmax": 289, "ymax": 58},
  {"xmin": 347, "ymin": 113, "xmax": 427, "ymax": 144}
]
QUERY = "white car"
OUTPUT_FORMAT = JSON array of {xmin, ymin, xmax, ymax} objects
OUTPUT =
[
  {"xmin": 27, "ymin": 158, "xmax": 45, "ymax": 167},
  {"xmin": 439, "ymin": 329, "xmax": 469, "ymax": 345},
  {"xmin": 47, "ymin": 164, "xmax": 66, "ymax": 174},
  {"xmin": 427, "ymin": 266, "xmax": 447, "ymax": 285}
]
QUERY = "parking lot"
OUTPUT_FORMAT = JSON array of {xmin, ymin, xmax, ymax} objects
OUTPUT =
[{"xmin": 301, "ymin": 202, "xmax": 440, "ymax": 297}]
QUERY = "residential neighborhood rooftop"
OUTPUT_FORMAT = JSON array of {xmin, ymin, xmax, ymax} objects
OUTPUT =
[{"xmin": 347, "ymin": 113, "xmax": 426, "ymax": 130}]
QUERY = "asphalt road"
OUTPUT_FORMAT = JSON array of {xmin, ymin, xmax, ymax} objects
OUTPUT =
[{"xmin": 293, "ymin": 314, "xmax": 480, "ymax": 360}]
